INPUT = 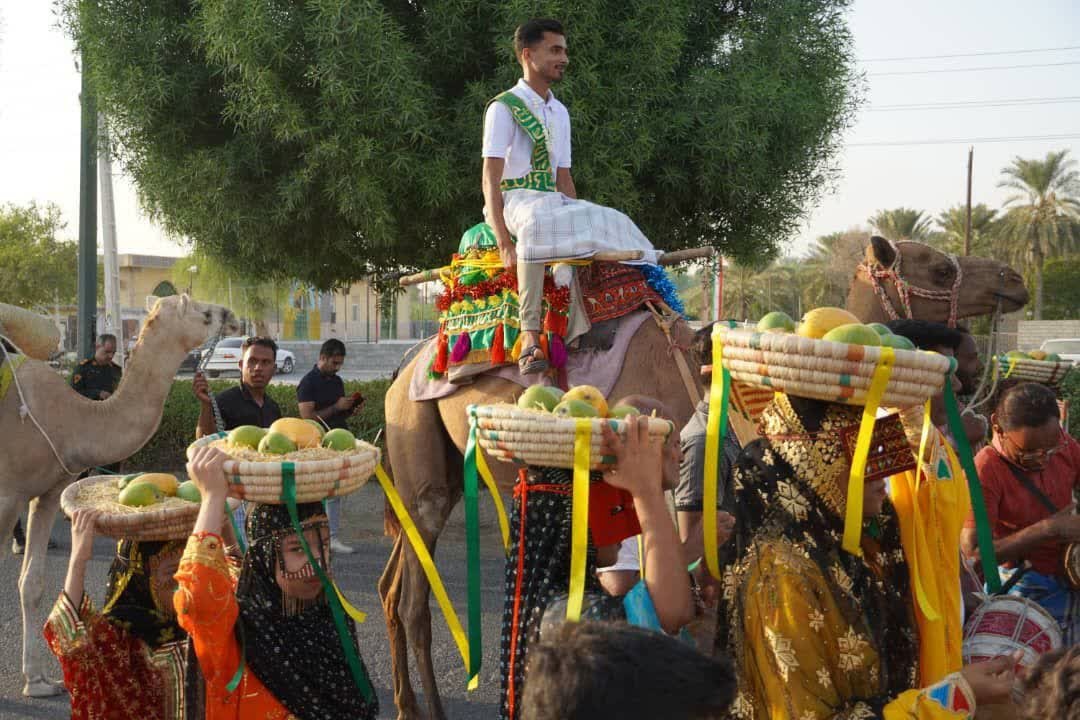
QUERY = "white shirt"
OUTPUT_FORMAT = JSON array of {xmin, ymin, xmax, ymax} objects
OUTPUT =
[{"xmin": 481, "ymin": 79, "xmax": 572, "ymax": 183}]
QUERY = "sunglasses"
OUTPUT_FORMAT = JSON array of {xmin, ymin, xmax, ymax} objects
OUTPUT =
[{"xmin": 996, "ymin": 429, "xmax": 1066, "ymax": 468}]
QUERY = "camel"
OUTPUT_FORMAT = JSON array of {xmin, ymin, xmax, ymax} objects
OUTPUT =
[
  {"xmin": 377, "ymin": 238, "xmax": 1029, "ymax": 720},
  {"xmin": 0, "ymin": 294, "xmax": 238, "ymax": 698}
]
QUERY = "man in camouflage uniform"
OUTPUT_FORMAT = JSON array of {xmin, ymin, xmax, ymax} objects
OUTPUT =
[{"xmin": 71, "ymin": 333, "xmax": 122, "ymax": 400}]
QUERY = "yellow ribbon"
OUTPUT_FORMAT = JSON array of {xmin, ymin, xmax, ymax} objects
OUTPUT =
[
  {"xmin": 333, "ymin": 582, "xmax": 367, "ymax": 623},
  {"xmin": 0, "ymin": 354, "xmax": 26, "ymax": 403},
  {"xmin": 475, "ymin": 445, "xmax": 511, "ymax": 551},
  {"xmin": 702, "ymin": 326, "xmax": 726, "ymax": 580},
  {"xmin": 374, "ymin": 463, "xmax": 474, "ymax": 686},
  {"xmin": 842, "ymin": 346, "xmax": 895, "ymax": 556},
  {"xmin": 906, "ymin": 401, "xmax": 941, "ymax": 621},
  {"xmin": 567, "ymin": 419, "xmax": 592, "ymax": 622},
  {"xmin": 1003, "ymin": 355, "xmax": 1019, "ymax": 379}
]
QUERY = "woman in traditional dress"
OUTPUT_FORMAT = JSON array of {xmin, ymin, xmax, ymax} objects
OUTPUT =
[
  {"xmin": 961, "ymin": 381, "xmax": 1080, "ymax": 645},
  {"xmin": 176, "ymin": 445, "xmax": 378, "ymax": 720},
  {"xmin": 44, "ymin": 509, "xmax": 189, "ymax": 719},
  {"xmin": 716, "ymin": 393, "xmax": 1018, "ymax": 719}
]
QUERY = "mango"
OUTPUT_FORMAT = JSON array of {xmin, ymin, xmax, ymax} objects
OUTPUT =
[
  {"xmin": 879, "ymin": 333, "xmax": 916, "ymax": 351},
  {"xmin": 176, "ymin": 480, "xmax": 201, "ymax": 503},
  {"xmin": 561, "ymin": 385, "xmax": 608, "ymax": 418},
  {"xmin": 822, "ymin": 323, "xmax": 882, "ymax": 347},
  {"xmin": 228, "ymin": 425, "xmax": 267, "ymax": 450},
  {"xmin": 1005, "ymin": 350, "xmax": 1029, "ymax": 360},
  {"xmin": 322, "ymin": 428, "xmax": 356, "ymax": 451},
  {"xmin": 608, "ymin": 405, "xmax": 642, "ymax": 419},
  {"xmin": 553, "ymin": 399, "xmax": 600, "ymax": 419},
  {"xmin": 269, "ymin": 417, "xmax": 322, "ymax": 449},
  {"xmin": 1027, "ymin": 350, "xmax": 1048, "ymax": 361},
  {"xmin": 756, "ymin": 311, "xmax": 796, "ymax": 334},
  {"xmin": 517, "ymin": 385, "xmax": 564, "ymax": 413},
  {"xmin": 117, "ymin": 472, "xmax": 143, "ymax": 490},
  {"xmin": 305, "ymin": 419, "xmax": 327, "ymax": 438},
  {"xmin": 119, "ymin": 482, "xmax": 162, "ymax": 508},
  {"xmin": 867, "ymin": 323, "xmax": 892, "ymax": 337},
  {"xmin": 258, "ymin": 431, "xmax": 297, "ymax": 455},
  {"xmin": 130, "ymin": 472, "xmax": 179, "ymax": 497},
  {"xmin": 797, "ymin": 307, "xmax": 861, "ymax": 340}
]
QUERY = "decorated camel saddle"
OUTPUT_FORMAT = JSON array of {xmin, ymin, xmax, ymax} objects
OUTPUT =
[{"xmin": 407, "ymin": 223, "xmax": 692, "ymax": 402}]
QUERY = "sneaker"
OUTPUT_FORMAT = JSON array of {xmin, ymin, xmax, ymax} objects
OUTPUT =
[
  {"xmin": 330, "ymin": 538, "xmax": 355, "ymax": 555},
  {"xmin": 12, "ymin": 538, "xmax": 24, "ymax": 555}
]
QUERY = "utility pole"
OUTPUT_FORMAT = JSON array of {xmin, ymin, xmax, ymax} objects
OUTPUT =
[
  {"xmin": 964, "ymin": 146, "xmax": 973, "ymax": 256},
  {"xmin": 77, "ymin": 52, "xmax": 98, "ymax": 361},
  {"xmin": 98, "ymin": 113, "xmax": 123, "ymax": 366},
  {"xmin": 714, "ymin": 256, "xmax": 725, "ymax": 321}
]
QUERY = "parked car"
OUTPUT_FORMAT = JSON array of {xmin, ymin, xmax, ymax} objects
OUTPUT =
[
  {"xmin": 1039, "ymin": 338, "xmax": 1080, "ymax": 364},
  {"xmin": 177, "ymin": 344, "xmax": 208, "ymax": 374},
  {"xmin": 203, "ymin": 337, "xmax": 295, "ymax": 377}
]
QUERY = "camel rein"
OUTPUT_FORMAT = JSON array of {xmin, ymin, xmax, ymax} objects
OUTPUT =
[
  {"xmin": 858, "ymin": 239, "xmax": 964, "ymax": 328},
  {"xmin": 645, "ymin": 300, "xmax": 702, "ymax": 407},
  {"xmin": 0, "ymin": 334, "xmax": 80, "ymax": 477}
]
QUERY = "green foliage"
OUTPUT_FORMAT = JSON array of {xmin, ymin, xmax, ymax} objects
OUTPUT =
[
  {"xmin": 126, "ymin": 378, "xmax": 390, "ymax": 471},
  {"xmin": 0, "ymin": 203, "xmax": 80, "ymax": 308},
  {"xmin": 868, "ymin": 207, "xmax": 931, "ymax": 241},
  {"xmin": 932, "ymin": 204, "xmax": 998, "ymax": 256},
  {"xmin": 1041, "ymin": 257, "xmax": 1080, "ymax": 320},
  {"xmin": 1060, "ymin": 369, "xmax": 1080, "ymax": 439},
  {"xmin": 170, "ymin": 253, "xmax": 288, "ymax": 332},
  {"xmin": 61, "ymin": 0, "xmax": 860, "ymax": 286}
]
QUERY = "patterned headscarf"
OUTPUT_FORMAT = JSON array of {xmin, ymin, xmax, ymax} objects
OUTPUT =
[
  {"xmin": 715, "ymin": 394, "xmax": 919, "ymax": 702},
  {"xmin": 104, "ymin": 539, "xmax": 186, "ymax": 650},
  {"xmin": 236, "ymin": 502, "xmax": 377, "ymax": 720}
]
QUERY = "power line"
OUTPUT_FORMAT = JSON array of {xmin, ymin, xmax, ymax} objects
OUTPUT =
[
  {"xmin": 867, "ymin": 96, "xmax": 1080, "ymax": 111},
  {"xmin": 849, "ymin": 133, "xmax": 1080, "ymax": 147},
  {"xmin": 869, "ymin": 60, "xmax": 1080, "ymax": 76},
  {"xmin": 860, "ymin": 45, "xmax": 1080, "ymax": 62}
]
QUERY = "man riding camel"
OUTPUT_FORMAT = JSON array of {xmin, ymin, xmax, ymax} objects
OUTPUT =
[{"xmin": 482, "ymin": 18, "xmax": 658, "ymax": 375}]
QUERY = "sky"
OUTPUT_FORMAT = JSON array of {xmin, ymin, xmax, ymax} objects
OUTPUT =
[{"xmin": 1, "ymin": 1, "xmax": 1078, "ymax": 260}]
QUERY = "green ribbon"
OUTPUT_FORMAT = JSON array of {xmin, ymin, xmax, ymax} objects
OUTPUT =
[
  {"xmin": 463, "ymin": 414, "xmax": 483, "ymax": 687},
  {"xmin": 943, "ymin": 386, "xmax": 1002, "ymax": 592},
  {"xmin": 280, "ymin": 463, "xmax": 375, "ymax": 702},
  {"xmin": 225, "ymin": 623, "xmax": 245, "ymax": 693}
]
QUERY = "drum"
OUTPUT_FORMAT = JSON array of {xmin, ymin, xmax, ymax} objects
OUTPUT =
[
  {"xmin": 963, "ymin": 594, "xmax": 1063, "ymax": 668},
  {"xmin": 1064, "ymin": 543, "xmax": 1080, "ymax": 590}
]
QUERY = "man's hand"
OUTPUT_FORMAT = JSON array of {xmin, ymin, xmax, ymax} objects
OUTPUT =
[
  {"xmin": 601, "ymin": 416, "xmax": 663, "ymax": 500},
  {"xmin": 193, "ymin": 372, "xmax": 211, "ymax": 405},
  {"xmin": 960, "ymin": 652, "xmax": 1021, "ymax": 707},
  {"xmin": 1047, "ymin": 503, "xmax": 1080, "ymax": 542},
  {"xmin": 498, "ymin": 240, "xmax": 517, "ymax": 271},
  {"xmin": 69, "ymin": 509, "xmax": 101, "ymax": 566},
  {"xmin": 187, "ymin": 445, "xmax": 230, "ymax": 499},
  {"xmin": 334, "ymin": 395, "xmax": 356, "ymax": 413},
  {"xmin": 715, "ymin": 510, "xmax": 735, "ymax": 547}
]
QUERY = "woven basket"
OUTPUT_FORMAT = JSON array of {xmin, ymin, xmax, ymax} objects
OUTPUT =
[
  {"xmin": 716, "ymin": 328, "xmax": 951, "ymax": 408},
  {"xmin": 60, "ymin": 475, "xmax": 199, "ymax": 541},
  {"xmin": 186, "ymin": 433, "xmax": 380, "ymax": 504},
  {"xmin": 470, "ymin": 404, "xmax": 674, "ymax": 470},
  {"xmin": 996, "ymin": 355, "xmax": 1074, "ymax": 388}
]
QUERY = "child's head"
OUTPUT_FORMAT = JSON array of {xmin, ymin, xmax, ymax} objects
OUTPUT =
[
  {"xmin": 521, "ymin": 621, "xmax": 735, "ymax": 720},
  {"xmin": 1021, "ymin": 647, "xmax": 1080, "ymax": 720}
]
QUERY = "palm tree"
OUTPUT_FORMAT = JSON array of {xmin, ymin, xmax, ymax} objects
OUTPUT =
[
  {"xmin": 997, "ymin": 149, "xmax": 1080, "ymax": 318},
  {"xmin": 802, "ymin": 228, "xmax": 869, "ymax": 308},
  {"xmin": 868, "ymin": 208, "xmax": 932, "ymax": 241},
  {"xmin": 933, "ymin": 204, "xmax": 998, "ymax": 256}
]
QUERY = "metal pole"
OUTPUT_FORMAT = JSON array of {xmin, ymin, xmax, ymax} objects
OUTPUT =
[
  {"xmin": 98, "ymin": 112, "xmax": 123, "ymax": 366},
  {"xmin": 714, "ymin": 256, "xmax": 724, "ymax": 321},
  {"xmin": 77, "ymin": 51, "xmax": 98, "ymax": 361},
  {"xmin": 964, "ymin": 146, "xmax": 973, "ymax": 256}
]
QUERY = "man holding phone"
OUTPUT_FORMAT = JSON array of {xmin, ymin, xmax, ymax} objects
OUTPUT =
[{"xmin": 297, "ymin": 338, "xmax": 361, "ymax": 554}]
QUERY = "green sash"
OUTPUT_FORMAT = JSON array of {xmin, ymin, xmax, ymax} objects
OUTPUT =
[{"xmin": 490, "ymin": 91, "xmax": 556, "ymax": 193}]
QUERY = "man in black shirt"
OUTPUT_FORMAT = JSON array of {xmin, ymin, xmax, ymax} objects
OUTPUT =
[
  {"xmin": 194, "ymin": 336, "xmax": 282, "ymax": 437},
  {"xmin": 297, "ymin": 338, "xmax": 360, "ymax": 554},
  {"xmin": 71, "ymin": 333, "xmax": 122, "ymax": 400}
]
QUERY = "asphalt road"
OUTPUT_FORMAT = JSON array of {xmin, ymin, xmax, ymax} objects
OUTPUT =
[{"xmin": 0, "ymin": 483, "xmax": 508, "ymax": 719}]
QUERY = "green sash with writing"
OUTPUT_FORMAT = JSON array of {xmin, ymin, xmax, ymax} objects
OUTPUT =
[{"xmin": 490, "ymin": 91, "xmax": 556, "ymax": 193}]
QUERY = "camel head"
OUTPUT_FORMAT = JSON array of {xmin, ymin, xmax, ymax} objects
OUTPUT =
[
  {"xmin": 847, "ymin": 236, "xmax": 1029, "ymax": 325},
  {"xmin": 140, "ymin": 294, "xmax": 241, "ymax": 352}
]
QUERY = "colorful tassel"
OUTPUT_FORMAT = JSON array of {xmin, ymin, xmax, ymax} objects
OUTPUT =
[
  {"xmin": 432, "ymin": 331, "xmax": 450, "ymax": 375},
  {"xmin": 539, "ymin": 333, "xmax": 550, "ymax": 365},
  {"xmin": 450, "ymin": 333, "xmax": 472, "ymax": 364},
  {"xmin": 543, "ymin": 309, "xmax": 568, "ymax": 337},
  {"xmin": 491, "ymin": 323, "xmax": 506, "ymax": 365},
  {"xmin": 549, "ymin": 333, "xmax": 568, "ymax": 369},
  {"xmin": 510, "ymin": 333, "xmax": 523, "ymax": 362}
]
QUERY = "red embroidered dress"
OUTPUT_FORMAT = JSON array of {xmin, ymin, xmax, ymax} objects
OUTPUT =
[{"xmin": 43, "ymin": 591, "xmax": 186, "ymax": 720}]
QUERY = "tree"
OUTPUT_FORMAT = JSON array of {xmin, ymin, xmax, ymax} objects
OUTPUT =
[
  {"xmin": 61, "ymin": 0, "xmax": 860, "ymax": 287},
  {"xmin": 0, "ymin": 202, "xmax": 80, "ymax": 309},
  {"xmin": 1039, "ymin": 257, "xmax": 1080, "ymax": 320},
  {"xmin": 868, "ymin": 208, "xmax": 931, "ymax": 241},
  {"xmin": 801, "ymin": 227, "xmax": 868, "ymax": 308},
  {"xmin": 171, "ymin": 253, "xmax": 287, "ymax": 336},
  {"xmin": 997, "ymin": 149, "xmax": 1080, "ymax": 319},
  {"xmin": 932, "ymin": 203, "xmax": 998, "ymax": 256}
]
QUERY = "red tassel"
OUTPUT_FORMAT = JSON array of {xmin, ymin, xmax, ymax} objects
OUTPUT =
[
  {"xmin": 433, "ymin": 332, "xmax": 449, "ymax": 374},
  {"xmin": 543, "ymin": 309, "xmax": 568, "ymax": 337},
  {"xmin": 491, "ymin": 323, "xmax": 506, "ymax": 365}
]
